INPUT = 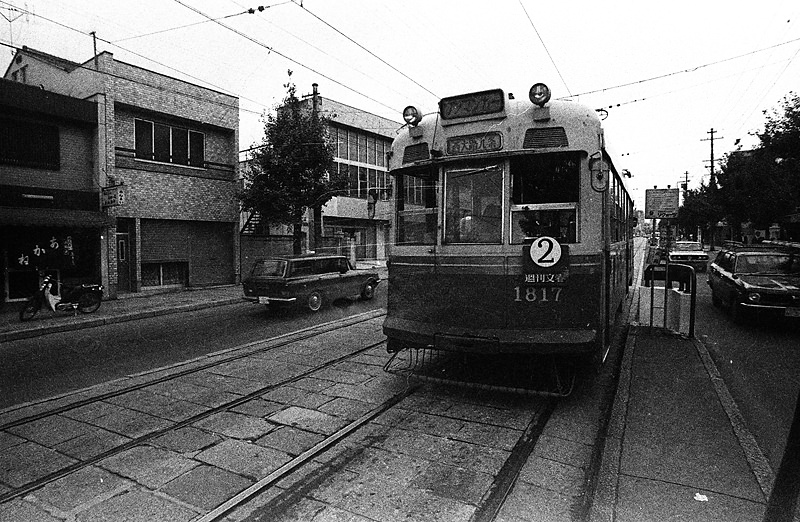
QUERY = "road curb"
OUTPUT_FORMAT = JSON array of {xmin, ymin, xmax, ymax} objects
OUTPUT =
[{"xmin": 588, "ymin": 324, "xmax": 637, "ymax": 522}]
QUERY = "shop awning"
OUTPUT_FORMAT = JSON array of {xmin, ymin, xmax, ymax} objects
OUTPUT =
[{"xmin": 0, "ymin": 207, "xmax": 112, "ymax": 228}]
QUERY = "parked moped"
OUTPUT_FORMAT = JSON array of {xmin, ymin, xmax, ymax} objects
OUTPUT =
[{"xmin": 19, "ymin": 274, "xmax": 103, "ymax": 321}]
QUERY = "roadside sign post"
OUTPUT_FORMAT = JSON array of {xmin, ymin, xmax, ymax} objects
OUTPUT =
[{"xmin": 645, "ymin": 188, "xmax": 680, "ymax": 329}]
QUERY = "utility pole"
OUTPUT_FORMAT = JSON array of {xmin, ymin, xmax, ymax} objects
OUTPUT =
[
  {"xmin": 702, "ymin": 128, "xmax": 722, "ymax": 187},
  {"xmin": 310, "ymin": 83, "xmax": 322, "ymax": 254},
  {"xmin": 702, "ymin": 128, "xmax": 723, "ymax": 249}
]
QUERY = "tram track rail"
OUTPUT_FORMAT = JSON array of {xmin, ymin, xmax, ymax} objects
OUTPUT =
[
  {"xmin": 0, "ymin": 310, "xmax": 387, "ymax": 505},
  {"xmin": 2, "ymin": 292, "xmax": 629, "ymax": 519},
  {"xmin": 0, "ymin": 309, "xmax": 386, "ymax": 431}
]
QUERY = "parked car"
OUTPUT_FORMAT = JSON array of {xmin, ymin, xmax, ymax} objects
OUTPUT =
[
  {"xmin": 668, "ymin": 241, "xmax": 709, "ymax": 272},
  {"xmin": 707, "ymin": 244, "xmax": 800, "ymax": 323},
  {"xmin": 242, "ymin": 255, "xmax": 380, "ymax": 312}
]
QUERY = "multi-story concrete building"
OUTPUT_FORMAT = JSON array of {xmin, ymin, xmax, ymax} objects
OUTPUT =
[
  {"xmin": 240, "ymin": 90, "xmax": 399, "ymax": 271},
  {"xmin": 3, "ymin": 47, "xmax": 240, "ymax": 300}
]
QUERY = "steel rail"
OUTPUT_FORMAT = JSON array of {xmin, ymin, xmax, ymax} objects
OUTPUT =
[
  {"xmin": 0, "ymin": 332, "xmax": 387, "ymax": 504},
  {"xmin": 0, "ymin": 309, "xmax": 385, "ymax": 431}
]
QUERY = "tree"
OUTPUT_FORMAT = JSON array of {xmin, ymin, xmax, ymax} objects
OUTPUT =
[
  {"xmin": 688, "ymin": 91, "xmax": 800, "ymax": 240},
  {"xmin": 716, "ymin": 92, "xmax": 800, "ymax": 232},
  {"xmin": 676, "ymin": 182, "xmax": 721, "ymax": 241},
  {"xmin": 240, "ymin": 74, "xmax": 344, "ymax": 255}
]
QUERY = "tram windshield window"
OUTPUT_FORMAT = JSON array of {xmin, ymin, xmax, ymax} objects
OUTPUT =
[
  {"xmin": 444, "ymin": 164, "xmax": 503, "ymax": 244},
  {"xmin": 510, "ymin": 152, "xmax": 580, "ymax": 243},
  {"xmin": 396, "ymin": 168, "xmax": 438, "ymax": 245}
]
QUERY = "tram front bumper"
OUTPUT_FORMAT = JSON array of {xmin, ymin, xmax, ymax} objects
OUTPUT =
[{"xmin": 383, "ymin": 317, "xmax": 598, "ymax": 354}]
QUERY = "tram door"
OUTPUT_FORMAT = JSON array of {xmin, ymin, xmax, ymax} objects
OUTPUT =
[{"xmin": 116, "ymin": 232, "xmax": 131, "ymax": 292}]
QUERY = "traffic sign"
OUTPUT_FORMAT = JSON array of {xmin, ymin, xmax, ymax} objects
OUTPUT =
[{"xmin": 644, "ymin": 188, "xmax": 679, "ymax": 219}]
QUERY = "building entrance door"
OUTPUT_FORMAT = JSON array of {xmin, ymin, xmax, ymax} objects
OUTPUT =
[{"xmin": 116, "ymin": 233, "xmax": 131, "ymax": 292}]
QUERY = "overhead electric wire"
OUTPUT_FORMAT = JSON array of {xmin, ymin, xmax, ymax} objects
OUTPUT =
[
  {"xmin": 564, "ymin": 35, "xmax": 800, "ymax": 99},
  {"xmin": 732, "ymin": 43, "xmax": 800, "ymax": 139},
  {"xmin": 112, "ymin": 12, "xmax": 248, "ymax": 42},
  {"xmin": 225, "ymin": 0, "xmax": 423, "ymax": 107},
  {"xmin": 0, "ymin": 39, "xmax": 251, "ymax": 116},
  {"xmin": 0, "ymin": 2, "xmax": 257, "ymax": 109},
  {"xmin": 518, "ymin": 0, "xmax": 572, "ymax": 96},
  {"xmin": 170, "ymin": 0, "xmax": 402, "ymax": 115},
  {"xmin": 291, "ymin": 1, "xmax": 439, "ymax": 99}
]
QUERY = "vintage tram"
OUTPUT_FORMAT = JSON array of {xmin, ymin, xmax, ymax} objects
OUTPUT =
[{"xmin": 382, "ymin": 83, "xmax": 634, "ymax": 395}]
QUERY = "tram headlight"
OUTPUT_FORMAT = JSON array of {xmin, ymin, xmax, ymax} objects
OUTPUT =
[
  {"xmin": 529, "ymin": 83, "xmax": 551, "ymax": 107},
  {"xmin": 403, "ymin": 106, "xmax": 423, "ymax": 126}
]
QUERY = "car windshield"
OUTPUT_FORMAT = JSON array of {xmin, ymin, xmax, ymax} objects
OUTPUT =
[
  {"xmin": 735, "ymin": 254, "xmax": 800, "ymax": 275},
  {"xmin": 673, "ymin": 242, "xmax": 702, "ymax": 251},
  {"xmin": 251, "ymin": 260, "xmax": 287, "ymax": 277}
]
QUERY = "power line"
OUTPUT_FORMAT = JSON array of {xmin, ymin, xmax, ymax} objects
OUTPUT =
[
  {"xmin": 112, "ymin": 10, "xmax": 253, "ymax": 43},
  {"xmin": 226, "ymin": 0, "xmax": 425, "ymax": 107},
  {"xmin": 292, "ymin": 1, "xmax": 439, "ymax": 99},
  {"xmin": 170, "ymin": 0, "xmax": 402, "ymax": 115},
  {"xmin": 518, "ymin": 0, "xmax": 572, "ymax": 96},
  {"xmin": 563, "ymin": 35, "xmax": 800, "ymax": 99}
]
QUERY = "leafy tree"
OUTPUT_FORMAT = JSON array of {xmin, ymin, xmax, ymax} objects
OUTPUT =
[
  {"xmin": 717, "ymin": 92, "xmax": 800, "ymax": 231},
  {"xmin": 682, "ymin": 92, "xmax": 800, "ymax": 240},
  {"xmin": 240, "ymin": 74, "xmax": 344, "ymax": 255},
  {"xmin": 676, "ymin": 182, "xmax": 721, "ymax": 240}
]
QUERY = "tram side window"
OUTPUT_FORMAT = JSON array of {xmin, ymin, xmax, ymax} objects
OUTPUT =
[
  {"xmin": 510, "ymin": 152, "xmax": 580, "ymax": 243},
  {"xmin": 396, "ymin": 169, "xmax": 437, "ymax": 245},
  {"xmin": 444, "ymin": 164, "xmax": 503, "ymax": 244}
]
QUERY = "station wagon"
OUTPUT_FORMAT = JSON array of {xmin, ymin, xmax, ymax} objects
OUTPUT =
[{"xmin": 242, "ymin": 255, "xmax": 380, "ymax": 312}]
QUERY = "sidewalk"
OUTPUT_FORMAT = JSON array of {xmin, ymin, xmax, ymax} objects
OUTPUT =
[
  {"xmin": 591, "ymin": 292, "xmax": 774, "ymax": 521},
  {"xmin": 0, "ymin": 284, "xmax": 245, "ymax": 344},
  {"xmin": 0, "ymin": 261, "xmax": 388, "ymax": 344}
]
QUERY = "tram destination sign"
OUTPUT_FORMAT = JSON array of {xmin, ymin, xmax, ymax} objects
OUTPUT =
[
  {"xmin": 439, "ymin": 89, "xmax": 505, "ymax": 120},
  {"xmin": 446, "ymin": 132, "xmax": 503, "ymax": 155},
  {"xmin": 644, "ymin": 188, "xmax": 679, "ymax": 219}
]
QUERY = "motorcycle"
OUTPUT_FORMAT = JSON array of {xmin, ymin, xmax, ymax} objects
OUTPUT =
[{"xmin": 19, "ymin": 274, "xmax": 103, "ymax": 322}]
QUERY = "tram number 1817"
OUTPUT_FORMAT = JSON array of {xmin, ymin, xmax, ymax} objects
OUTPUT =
[{"xmin": 513, "ymin": 286, "xmax": 563, "ymax": 302}]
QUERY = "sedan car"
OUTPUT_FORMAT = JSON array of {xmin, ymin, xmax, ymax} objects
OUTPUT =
[
  {"xmin": 707, "ymin": 245, "xmax": 800, "ymax": 323},
  {"xmin": 242, "ymin": 255, "xmax": 380, "ymax": 312},
  {"xmin": 668, "ymin": 241, "xmax": 709, "ymax": 272}
]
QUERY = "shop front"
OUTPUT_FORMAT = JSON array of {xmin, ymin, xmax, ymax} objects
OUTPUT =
[{"xmin": 1, "ymin": 209, "xmax": 106, "ymax": 304}]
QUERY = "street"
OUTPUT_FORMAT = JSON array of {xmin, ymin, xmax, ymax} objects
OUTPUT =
[
  {"xmin": 0, "ymin": 286, "xmax": 387, "ymax": 409},
  {"xmin": 694, "ymin": 264, "xmax": 800, "ymax": 471},
  {"xmin": 0, "ymin": 289, "xmax": 623, "ymax": 521}
]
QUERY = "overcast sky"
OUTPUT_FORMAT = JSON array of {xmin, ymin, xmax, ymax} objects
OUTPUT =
[{"xmin": 3, "ymin": 0, "xmax": 799, "ymax": 208}]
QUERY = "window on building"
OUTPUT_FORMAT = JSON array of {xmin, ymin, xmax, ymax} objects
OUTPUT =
[
  {"xmin": 134, "ymin": 118, "xmax": 205, "ymax": 167},
  {"xmin": 358, "ymin": 134, "xmax": 367, "ymax": 163},
  {"xmin": 0, "ymin": 117, "xmax": 60, "ymax": 169},
  {"xmin": 377, "ymin": 140, "xmax": 386, "ymax": 167},
  {"xmin": 367, "ymin": 136, "xmax": 376, "ymax": 164},
  {"xmin": 348, "ymin": 130, "xmax": 358, "ymax": 161},
  {"xmin": 338, "ymin": 128, "xmax": 348, "ymax": 159},
  {"xmin": 141, "ymin": 262, "xmax": 187, "ymax": 287}
]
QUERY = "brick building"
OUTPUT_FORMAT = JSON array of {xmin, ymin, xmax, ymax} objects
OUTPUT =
[
  {"xmin": 1, "ymin": 77, "xmax": 107, "ymax": 304},
  {"xmin": 240, "ymin": 90, "xmax": 399, "ymax": 273},
  {"xmin": 3, "ymin": 47, "xmax": 240, "ymax": 300}
]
